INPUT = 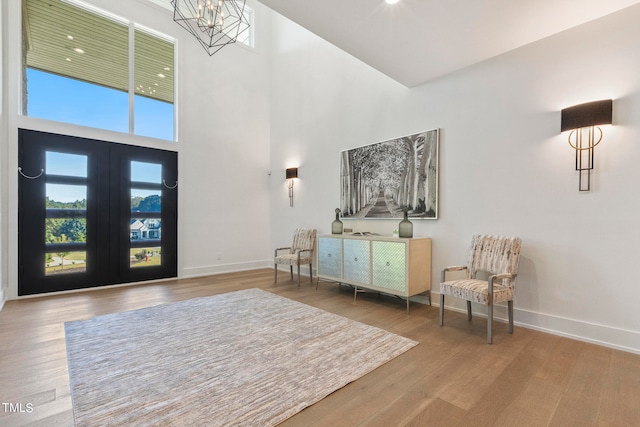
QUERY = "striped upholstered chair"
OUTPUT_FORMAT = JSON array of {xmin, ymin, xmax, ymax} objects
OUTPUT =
[
  {"xmin": 439, "ymin": 235, "xmax": 522, "ymax": 344},
  {"xmin": 274, "ymin": 228, "xmax": 317, "ymax": 286}
]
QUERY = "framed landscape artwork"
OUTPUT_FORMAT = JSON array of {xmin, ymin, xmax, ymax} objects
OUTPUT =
[{"xmin": 340, "ymin": 129, "xmax": 439, "ymax": 219}]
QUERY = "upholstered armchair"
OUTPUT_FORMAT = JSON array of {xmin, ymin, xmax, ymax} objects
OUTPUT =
[
  {"xmin": 439, "ymin": 235, "xmax": 522, "ymax": 344},
  {"xmin": 274, "ymin": 228, "xmax": 317, "ymax": 286}
]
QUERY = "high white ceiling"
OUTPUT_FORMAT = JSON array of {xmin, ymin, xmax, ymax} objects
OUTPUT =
[{"xmin": 258, "ymin": 0, "xmax": 640, "ymax": 87}]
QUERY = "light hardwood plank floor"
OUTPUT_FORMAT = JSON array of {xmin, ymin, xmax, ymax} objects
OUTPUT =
[{"xmin": 0, "ymin": 268, "xmax": 638, "ymax": 426}]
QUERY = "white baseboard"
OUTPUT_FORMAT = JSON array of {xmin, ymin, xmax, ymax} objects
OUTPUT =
[
  {"xmin": 514, "ymin": 308, "xmax": 640, "ymax": 355},
  {"xmin": 435, "ymin": 292, "xmax": 640, "ymax": 355},
  {"xmin": 0, "ymin": 288, "xmax": 5, "ymax": 312},
  {"xmin": 181, "ymin": 260, "xmax": 272, "ymax": 279},
  {"xmin": 274, "ymin": 264, "xmax": 316, "ymax": 274}
]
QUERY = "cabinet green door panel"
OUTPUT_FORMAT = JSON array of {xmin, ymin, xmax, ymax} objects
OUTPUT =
[
  {"xmin": 343, "ymin": 239, "xmax": 370, "ymax": 285},
  {"xmin": 318, "ymin": 237, "xmax": 342, "ymax": 279},
  {"xmin": 372, "ymin": 241, "xmax": 406, "ymax": 292}
]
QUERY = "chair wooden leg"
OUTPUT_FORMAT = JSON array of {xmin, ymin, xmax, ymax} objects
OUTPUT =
[
  {"xmin": 439, "ymin": 294, "xmax": 445, "ymax": 326},
  {"xmin": 466, "ymin": 301, "xmax": 472, "ymax": 320},
  {"xmin": 309, "ymin": 263, "xmax": 313, "ymax": 283},
  {"xmin": 290, "ymin": 266, "xmax": 293, "ymax": 281},
  {"xmin": 297, "ymin": 264, "xmax": 301, "ymax": 287},
  {"xmin": 508, "ymin": 300, "xmax": 514, "ymax": 334},
  {"xmin": 274, "ymin": 264, "xmax": 278, "ymax": 284},
  {"xmin": 487, "ymin": 295, "xmax": 493, "ymax": 344}
]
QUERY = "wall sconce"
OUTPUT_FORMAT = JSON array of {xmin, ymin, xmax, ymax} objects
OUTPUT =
[
  {"xmin": 561, "ymin": 99, "xmax": 612, "ymax": 191},
  {"xmin": 286, "ymin": 167, "xmax": 298, "ymax": 207}
]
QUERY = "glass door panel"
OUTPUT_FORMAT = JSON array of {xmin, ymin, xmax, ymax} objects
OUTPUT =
[
  {"xmin": 116, "ymin": 144, "xmax": 177, "ymax": 284},
  {"xmin": 46, "ymin": 183, "xmax": 87, "ymax": 208},
  {"xmin": 45, "ymin": 167, "xmax": 88, "ymax": 276},
  {"xmin": 131, "ymin": 161, "xmax": 162, "ymax": 183},
  {"xmin": 45, "ymin": 251, "xmax": 87, "ymax": 275},
  {"xmin": 130, "ymin": 247, "xmax": 162, "ymax": 268},
  {"xmin": 45, "ymin": 217, "xmax": 87, "ymax": 244},
  {"xmin": 131, "ymin": 189, "xmax": 161, "ymax": 213},
  {"xmin": 130, "ymin": 164, "xmax": 163, "ymax": 269},
  {"xmin": 19, "ymin": 130, "xmax": 103, "ymax": 295},
  {"xmin": 46, "ymin": 151, "xmax": 87, "ymax": 177}
]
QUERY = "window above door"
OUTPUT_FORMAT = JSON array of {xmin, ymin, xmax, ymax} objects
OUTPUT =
[{"xmin": 22, "ymin": 0, "xmax": 176, "ymax": 141}]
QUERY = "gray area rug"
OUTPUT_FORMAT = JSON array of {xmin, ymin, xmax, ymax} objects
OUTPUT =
[{"xmin": 65, "ymin": 288, "xmax": 417, "ymax": 426}]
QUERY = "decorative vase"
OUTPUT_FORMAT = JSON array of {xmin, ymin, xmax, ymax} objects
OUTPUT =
[
  {"xmin": 398, "ymin": 211, "xmax": 413, "ymax": 238},
  {"xmin": 331, "ymin": 208, "xmax": 343, "ymax": 234}
]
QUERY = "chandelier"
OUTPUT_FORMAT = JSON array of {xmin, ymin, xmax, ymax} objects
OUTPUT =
[{"xmin": 171, "ymin": 0, "xmax": 250, "ymax": 55}]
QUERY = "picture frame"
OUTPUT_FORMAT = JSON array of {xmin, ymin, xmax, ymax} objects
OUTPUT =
[{"xmin": 340, "ymin": 129, "xmax": 439, "ymax": 219}]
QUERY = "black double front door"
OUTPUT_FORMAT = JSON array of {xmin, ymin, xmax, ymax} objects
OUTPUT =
[{"xmin": 18, "ymin": 129, "xmax": 177, "ymax": 295}]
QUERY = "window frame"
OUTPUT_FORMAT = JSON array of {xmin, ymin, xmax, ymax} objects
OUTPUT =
[{"xmin": 21, "ymin": 0, "xmax": 177, "ymax": 142}]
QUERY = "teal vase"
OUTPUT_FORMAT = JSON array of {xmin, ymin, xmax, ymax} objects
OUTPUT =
[
  {"xmin": 331, "ymin": 208, "xmax": 343, "ymax": 234},
  {"xmin": 398, "ymin": 211, "xmax": 413, "ymax": 238}
]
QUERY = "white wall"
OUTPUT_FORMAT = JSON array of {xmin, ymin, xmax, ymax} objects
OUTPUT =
[
  {"xmin": 268, "ymin": 6, "xmax": 640, "ymax": 353},
  {"xmin": 0, "ymin": 0, "xmax": 273, "ymax": 299},
  {"xmin": 0, "ymin": 0, "xmax": 6, "ymax": 309},
  {"xmin": 170, "ymin": 0, "xmax": 273, "ymax": 278}
]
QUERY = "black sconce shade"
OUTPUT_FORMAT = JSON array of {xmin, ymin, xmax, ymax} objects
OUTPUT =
[
  {"xmin": 561, "ymin": 99, "xmax": 612, "ymax": 132},
  {"xmin": 286, "ymin": 167, "xmax": 298, "ymax": 179}
]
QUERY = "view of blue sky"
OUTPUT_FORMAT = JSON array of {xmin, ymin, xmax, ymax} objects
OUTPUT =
[
  {"xmin": 27, "ymin": 69, "xmax": 174, "ymax": 141},
  {"xmin": 131, "ymin": 161, "xmax": 162, "ymax": 183},
  {"xmin": 46, "ymin": 183, "xmax": 87, "ymax": 204},
  {"xmin": 46, "ymin": 151, "xmax": 87, "ymax": 177}
]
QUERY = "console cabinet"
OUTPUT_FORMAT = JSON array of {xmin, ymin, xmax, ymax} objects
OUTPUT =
[{"xmin": 317, "ymin": 234, "xmax": 432, "ymax": 312}]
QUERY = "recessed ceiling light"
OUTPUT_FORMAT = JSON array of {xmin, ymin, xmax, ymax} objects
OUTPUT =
[
  {"xmin": 73, "ymin": 48, "xmax": 85, "ymax": 54},
  {"xmin": 67, "ymin": 35, "xmax": 74, "ymax": 40},
  {"xmin": 385, "ymin": 0, "xmax": 399, "ymax": 4},
  {"xmin": 157, "ymin": 73, "xmax": 165, "ymax": 78},
  {"xmin": 163, "ymin": 67, "xmax": 170, "ymax": 71},
  {"xmin": 65, "ymin": 58, "xmax": 71, "ymax": 62}
]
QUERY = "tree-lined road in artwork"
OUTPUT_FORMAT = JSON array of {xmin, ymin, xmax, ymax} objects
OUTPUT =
[
  {"xmin": 366, "ymin": 190, "xmax": 394, "ymax": 217},
  {"xmin": 340, "ymin": 129, "xmax": 439, "ymax": 219}
]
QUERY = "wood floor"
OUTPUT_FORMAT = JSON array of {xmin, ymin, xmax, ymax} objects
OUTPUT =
[{"xmin": 1, "ymin": 268, "xmax": 639, "ymax": 427}]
